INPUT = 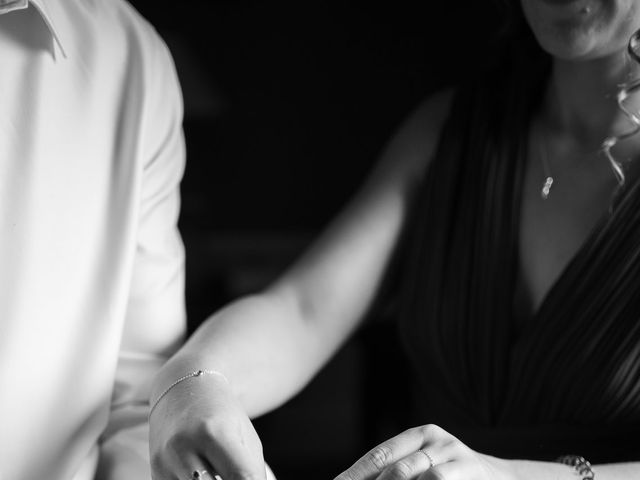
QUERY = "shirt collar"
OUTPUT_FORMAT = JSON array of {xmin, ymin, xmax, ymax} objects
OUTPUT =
[{"xmin": 0, "ymin": 0, "xmax": 67, "ymax": 58}]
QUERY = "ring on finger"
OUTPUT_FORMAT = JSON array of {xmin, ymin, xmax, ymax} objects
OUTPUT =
[
  {"xmin": 418, "ymin": 449, "xmax": 436, "ymax": 468},
  {"xmin": 191, "ymin": 470, "xmax": 208, "ymax": 479}
]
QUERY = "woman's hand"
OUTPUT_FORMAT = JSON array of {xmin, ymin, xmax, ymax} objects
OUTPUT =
[
  {"xmin": 149, "ymin": 371, "xmax": 268, "ymax": 480},
  {"xmin": 334, "ymin": 424, "xmax": 516, "ymax": 480}
]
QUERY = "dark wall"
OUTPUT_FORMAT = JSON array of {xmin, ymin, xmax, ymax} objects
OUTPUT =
[
  {"xmin": 133, "ymin": 1, "xmax": 502, "ymax": 229},
  {"xmin": 128, "ymin": 2, "xmax": 501, "ymax": 479}
]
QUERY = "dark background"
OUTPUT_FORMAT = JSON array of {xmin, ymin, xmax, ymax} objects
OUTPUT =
[{"xmin": 127, "ymin": 2, "xmax": 501, "ymax": 478}]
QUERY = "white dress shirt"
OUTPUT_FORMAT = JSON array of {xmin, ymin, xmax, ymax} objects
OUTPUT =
[{"xmin": 0, "ymin": 1, "xmax": 186, "ymax": 479}]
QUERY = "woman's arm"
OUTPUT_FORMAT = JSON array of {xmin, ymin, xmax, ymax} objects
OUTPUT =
[
  {"xmin": 151, "ymin": 89, "xmax": 453, "ymax": 416},
  {"xmin": 149, "ymin": 90, "xmax": 453, "ymax": 480},
  {"xmin": 335, "ymin": 425, "xmax": 640, "ymax": 480}
]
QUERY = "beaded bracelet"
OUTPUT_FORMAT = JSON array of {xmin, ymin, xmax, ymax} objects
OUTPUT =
[
  {"xmin": 149, "ymin": 369, "xmax": 229, "ymax": 418},
  {"xmin": 556, "ymin": 455, "xmax": 595, "ymax": 480}
]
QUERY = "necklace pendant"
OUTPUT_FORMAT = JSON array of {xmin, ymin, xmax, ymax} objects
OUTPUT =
[{"xmin": 541, "ymin": 176, "xmax": 554, "ymax": 200}]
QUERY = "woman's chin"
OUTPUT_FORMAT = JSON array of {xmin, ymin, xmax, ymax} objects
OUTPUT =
[
  {"xmin": 538, "ymin": 37, "xmax": 600, "ymax": 61},
  {"xmin": 535, "ymin": 24, "xmax": 626, "ymax": 62}
]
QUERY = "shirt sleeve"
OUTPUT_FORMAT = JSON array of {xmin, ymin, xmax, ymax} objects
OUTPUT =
[{"xmin": 96, "ymin": 29, "xmax": 187, "ymax": 480}]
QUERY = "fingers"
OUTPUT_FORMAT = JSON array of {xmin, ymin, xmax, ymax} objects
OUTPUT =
[
  {"xmin": 377, "ymin": 439, "xmax": 464, "ymax": 480},
  {"xmin": 177, "ymin": 453, "xmax": 218, "ymax": 480},
  {"xmin": 417, "ymin": 462, "xmax": 466, "ymax": 480},
  {"xmin": 375, "ymin": 449, "xmax": 435, "ymax": 480},
  {"xmin": 151, "ymin": 417, "xmax": 267, "ymax": 480},
  {"xmin": 334, "ymin": 424, "xmax": 508, "ymax": 480},
  {"xmin": 334, "ymin": 425, "xmax": 449, "ymax": 480},
  {"xmin": 152, "ymin": 442, "xmax": 216, "ymax": 480},
  {"xmin": 149, "ymin": 384, "xmax": 267, "ymax": 480},
  {"xmin": 155, "ymin": 440, "xmax": 260, "ymax": 480},
  {"xmin": 191, "ymin": 470, "xmax": 222, "ymax": 480},
  {"xmin": 199, "ymin": 423, "xmax": 267, "ymax": 480}
]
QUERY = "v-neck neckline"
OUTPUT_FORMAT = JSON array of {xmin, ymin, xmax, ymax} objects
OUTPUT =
[{"xmin": 511, "ymin": 147, "xmax": 639, "ymax": 342}]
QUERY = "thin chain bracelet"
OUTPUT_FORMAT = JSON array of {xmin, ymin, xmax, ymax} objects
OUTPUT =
[
  {"xmin": 556, "ymin": 455, "xmax": 595, "ymax": 480},
  {"xmin": 149, "ymin": 369, "xmax": 229, "ymax": 418}
]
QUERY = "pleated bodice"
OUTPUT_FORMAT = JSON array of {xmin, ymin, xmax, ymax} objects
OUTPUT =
[{"xmin": 397, "ymin": 53, "xmax": 640, "ymax": 462}]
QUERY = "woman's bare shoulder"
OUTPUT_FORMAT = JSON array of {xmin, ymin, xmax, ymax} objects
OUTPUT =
[{"xmin": 376, "ymin": 89, "xmax": 455, "ymax": 186}]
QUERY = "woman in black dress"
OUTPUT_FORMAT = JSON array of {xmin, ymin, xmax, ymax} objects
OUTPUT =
[{"xmin": 150, "ymin": 1, "xmax": 640, "ymax": 479}]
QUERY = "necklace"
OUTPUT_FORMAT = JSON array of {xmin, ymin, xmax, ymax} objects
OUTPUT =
[
  {"xmin": 538, "ymin": 126, "xmax": 554, "ymax": 200},
  {"xmin": 540, "ymin": 152, "xmax": 553, "ymax": 200},
  {"xmin": 538, "ymin": 127, "xmax": 630, "ymax": 204}
]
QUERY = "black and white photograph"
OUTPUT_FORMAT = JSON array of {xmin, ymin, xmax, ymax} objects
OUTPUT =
[{"xmin": 1, "ymin": 1, "xmax": 639, "ymax": 479}]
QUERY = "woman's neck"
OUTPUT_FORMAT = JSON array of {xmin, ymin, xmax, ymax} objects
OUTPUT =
[{"xmin": 545, "ymin": 50, "xmax": 640, "ymax": 150}]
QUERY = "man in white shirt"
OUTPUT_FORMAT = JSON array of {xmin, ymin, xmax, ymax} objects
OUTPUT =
[{"xmin": 0, "ymin": 0, "xmax": 186, "ymax": 478}]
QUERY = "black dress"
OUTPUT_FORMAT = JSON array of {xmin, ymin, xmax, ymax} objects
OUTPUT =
[{"xmin": 395, "ymin": 48, "xmax": 640, "ymax": 462}]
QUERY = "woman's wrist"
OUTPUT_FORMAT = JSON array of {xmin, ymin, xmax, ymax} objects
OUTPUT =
[
  {"xmin": 508, "ymin": 459, "xmax": 581, "ymax": 480},
  {"xmin": 556, "ymin": 455, "xmax": 595, "ymax": 479},
  {"xmin": 150, "ymin": 369, "xmax": 229, "ymax": 418},
  {"xmin": 478, "ymin": 454, "xmax": 522, "ymax": 480},
  {"xmin": 150, "ymin": 353, "xmax": 232, "ymax": 409}
]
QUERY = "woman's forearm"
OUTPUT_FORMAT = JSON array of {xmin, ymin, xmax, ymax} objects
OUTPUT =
[{"xmin": 150, "ymin": 291, "xmax": 340, "ymax": 418}]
